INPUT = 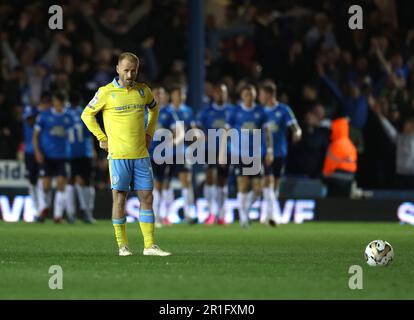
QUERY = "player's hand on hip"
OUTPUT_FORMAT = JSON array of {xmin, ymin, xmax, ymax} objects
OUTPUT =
[
  {"xmin": 35, "ymin": 151, "xmax": 44, "ymax": 164},
  {"xmin": 145, "ymin": 134, "xmax": 152, "ymax": 150},
  {"xmin": 99, "ymin": 140, "xmax": 108, "ymax": 151}
]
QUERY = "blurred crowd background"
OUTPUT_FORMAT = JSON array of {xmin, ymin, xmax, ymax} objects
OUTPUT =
[{"xmin": 1, "ymin": 0, "xmax": 414, "ymax": 191}]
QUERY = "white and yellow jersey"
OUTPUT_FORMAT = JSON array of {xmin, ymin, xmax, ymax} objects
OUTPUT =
[{"xmin": 81, "ymin": 77, "xmax": 159, "ymax": 159}]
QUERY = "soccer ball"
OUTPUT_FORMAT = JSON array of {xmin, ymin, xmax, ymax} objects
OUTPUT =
[{"xmin": 364, "ymin": 240, "xmax": 394, "ymax": 266}]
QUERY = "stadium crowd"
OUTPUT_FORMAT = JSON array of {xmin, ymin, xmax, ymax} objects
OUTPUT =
[{"xmin": 1, "ymin": 0, "xmax": 414, "ymax": 190}]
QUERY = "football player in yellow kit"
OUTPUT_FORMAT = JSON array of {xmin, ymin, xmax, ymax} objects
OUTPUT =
[{"xmin": 81, "ymin": 52, "xmax": 171, "ymax": 257}]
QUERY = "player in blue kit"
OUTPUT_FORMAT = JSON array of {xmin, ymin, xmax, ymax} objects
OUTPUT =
[
  {"xmin": 259, "ymin": 82, "xmax": 302, "ymax": 226},
  {"xmin": 33, "ymin": 93, "xmax": 73, "ymax": 223},
  {"xmin": 161, "ymin": 85, "xmax": 198, "ymax": 224},
  {"xmin": 196, "ymin": 83, "xmax": 233, "ymax": 225},
  {"xmin": 150, "ymin": 86, "xmax": 174, "ymax": 227},
  {"xmin": 67, "ymin": 92, "xmax": 96, "ymax": 223},
  {"xmin": 23, "ymin": 105, "xmax": 40, "ymax": 216},
  {"xmin": 220, "ymin": 85, "xmax": 269, "ymax": 228}
]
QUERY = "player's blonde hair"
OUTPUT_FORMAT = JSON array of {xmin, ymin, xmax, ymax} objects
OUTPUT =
[{"xmin": 118, "ymin": 52, "xmax": 140, "ymax": 65}]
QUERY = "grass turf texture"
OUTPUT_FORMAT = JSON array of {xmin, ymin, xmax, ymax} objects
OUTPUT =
[{"xmin": 0, "ymin": 221, "xmax": 413, "ymax": 299}]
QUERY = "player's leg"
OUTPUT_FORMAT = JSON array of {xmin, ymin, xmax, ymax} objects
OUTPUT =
[
  {"xmin": 153, "ymin": 180, "xmax": 163, "ymax": 228},
  {"xmin": 216, "ymin": 164, "xmax": 229, "ymax": 224},
  {"xmin": 263, "ymin": 173, "xmax": 275, "ymax": 225},
  {"xmin": 151, "ymin": 160, "xmax": 165, "ymax": 228},
  {"xmin": 73, "ymin": 159, "xmax": 87, "ymax": 215},
  {"xmin": 161, "ymin": 167, "xmax": 173, "ymax": 225},
  {"xmin": 178, "ymin": 167, "xmax": 197, "ymax": 224},
  {"xmin": 204, "ymin": 166, "xmax": 217, "ymax": 224},
  {"xmin": 236, "ymin": 172, "xmax": 251, "ymax": 228},
  {"xmin": 264, "ymin": 158, "xmax": 285, "ymax": 226},
  {"xmin": 25, "ymin": 153, "xmax": 39, "ymax": 217},
  {"xmin": 112, "ymin": 190, "xmax": 131, "ymax": 255},
  {"xmin": 74, "ymin": 158, "xmax": 96, "ymax": 223},
  {"xmin": 64, "ymin": 160, "xmax": 76, "ymax": 223},
  {"xmin": 109, "ymin": 159, "xmax": 133, "ymax": 256},
  {"xmin": 37, "ymin": 159, "xmax": 53, "ymax": 221},
  {"xmin": 247, "ymin": 177, "xmax": 262, "ymax": 211},
  {"xmin": 54, "ymin": 173, "xmax": 68, "ymax": 224},
  {"xmin": 134, "ymin": 157, "xmax": 171, "ymax": 256}
]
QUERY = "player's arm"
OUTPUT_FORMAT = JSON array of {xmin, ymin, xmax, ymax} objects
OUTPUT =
[
  {"xmin": 145, "ymin": 89, "xmax": 159, "ymax": 149},
  {"xmin": 286, "ymin": 108, "xmax": 302, "ymax": 144},
  {"xmin": 290, "ymin": 122, "xmax": 302, "ymax": 144},
  {"xmin": 81, "ymin": 89, "xmax": 108, "ymax": 150}
]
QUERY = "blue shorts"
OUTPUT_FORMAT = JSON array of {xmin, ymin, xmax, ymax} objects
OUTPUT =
[{"xmin": 109, "ymin": 158, "xmax": 154, "ymax": 192}]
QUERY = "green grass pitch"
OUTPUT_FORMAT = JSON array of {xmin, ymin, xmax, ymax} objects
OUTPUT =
[{"xmin": 0, "ymin": 221, "xmax": 413, "ymax": 299}]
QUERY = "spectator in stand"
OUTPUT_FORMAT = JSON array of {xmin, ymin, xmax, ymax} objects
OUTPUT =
[
  {"xmin": 288, "ymin": 106, "xmax": 330, "ymax": 178},
  {"xmin": 323, "ymin": 117, "xmax": 358, "ymax": 197},
  {"xmin": 373, "ymin": 104, "xmax": 414, "ymax": 189}
]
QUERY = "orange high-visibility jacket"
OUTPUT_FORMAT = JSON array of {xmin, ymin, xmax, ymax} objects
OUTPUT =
[{"xmin": 323, "ymin": 118, "xmax": 357, "ymax": 176}]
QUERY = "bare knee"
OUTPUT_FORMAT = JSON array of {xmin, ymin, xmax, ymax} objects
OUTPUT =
[
  {"xmin": 43, "ymin": 178, "xmax": 51, "ymax": 192},
  {"xmin": 205, "ymin": 169, "xmax": 214, "ymax": 185},
  {"xmin": 237, "ymin": 177, "xmax": 249, "ymax": 193},
  {"xmin": 179, "ymin": 172, "xmax": 192, "ymax": 189},
  {"xmin": 113, "ymin": 191, "xmax": 127, "ymax": 211},
  {"xmin": 56, "ymin": 176, "xmax": 66, "ymax": 192},
  {"xmin": 138, "ymin": 191, "xmax": 153, "ymax": 210}
]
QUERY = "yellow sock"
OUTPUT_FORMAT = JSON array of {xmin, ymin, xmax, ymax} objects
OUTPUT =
[
  {"xmin": 139, "ymin": 209, "xmax": 155, "ymax": 249},
  {"xmin": 113, "ymin": 217, "xmax": 128, "ymax": 248}
]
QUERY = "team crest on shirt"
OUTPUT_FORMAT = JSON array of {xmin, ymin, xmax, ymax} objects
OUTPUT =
[
  {"xmin": 112, "ymin": 175, "xmax": 119, "ymax": 185},
  {"xmin": 138, "ymin": 88, "xmax": 145, "ymax": 98},
  {"xmin": 254, "ymin": 112, "xmax": 261, "ymax": 119},
  {"xmin": 275, "ymin": 111, "xmax": 281, "ymax": 118}
]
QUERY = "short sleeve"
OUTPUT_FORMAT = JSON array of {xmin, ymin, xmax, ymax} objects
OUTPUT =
[
  {"xmin": 285, "ymin": 106, "xmax": 297, "ymax": 127},
  {"xmin": 86, "ymin": 88, "xmax": 107, "ymax": 114}
]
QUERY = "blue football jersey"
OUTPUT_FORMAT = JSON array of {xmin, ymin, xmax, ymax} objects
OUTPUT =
[
  {"xmin": 225, "ymin": 103, "xmax": 268, "ymax": 158},
  {"xmin": 165, "ymin": 104, "xmax": 195, "ymax": 131},
  {"xmin": 67, "ymin": 106, "xmax": 94, "ymax": 159},
  {"xmin": 264, "ymin": 102, "xmax": 297, "ymax": 158},
  {"xmin": 35, "ymin": 108, "xmax": 73, "ymax": 159},
  {"xmin": 197, "ymin": 102, "xmax": 233, "ymax": 154},
  {"xmin": 161, "ymin": 104, "xmax": 195, "ymax": 157},
  {"xmin": 196, "ymin": 102, "xmax": 233, "ymax": 131}
]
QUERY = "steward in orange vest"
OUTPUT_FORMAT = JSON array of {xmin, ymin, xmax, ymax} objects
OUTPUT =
[{"xmin": 323, "ymin": 118, "xmax": 357, "ymax": 196}]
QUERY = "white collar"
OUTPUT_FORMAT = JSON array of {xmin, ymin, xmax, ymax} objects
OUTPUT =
[
  {"xmin": 51, "ymin": 107, "xmax": 64, "ymax": 115},
  {"xmin": 240, "ymin": 102, "xmax": 256, "ymax": 112},
  {"xmin": 212, "ymin": 103, "xmax": 225, "ymax": 111},
  {"xmin": 265, "ymin": 101, "xmax": 280, "ymax": 111}
]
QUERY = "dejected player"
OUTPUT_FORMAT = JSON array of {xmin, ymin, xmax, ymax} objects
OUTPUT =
[{"xmin": 81, "ymin": 52, "xmax": 171, "ymax": 257}]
